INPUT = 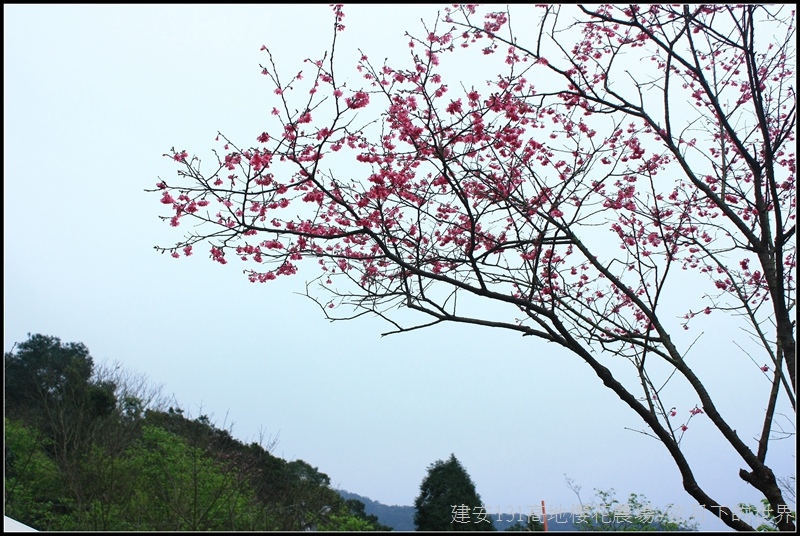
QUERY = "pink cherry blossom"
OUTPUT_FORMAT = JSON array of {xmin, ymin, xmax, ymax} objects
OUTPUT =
[{"xmin": 151, "ymin": 6, "xmax": 796, "ymax": 531}]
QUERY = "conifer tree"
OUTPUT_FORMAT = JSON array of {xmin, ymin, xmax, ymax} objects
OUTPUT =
[{"xmin": 414, "ymin": 454, "xmax": 495, "ymax": 531}]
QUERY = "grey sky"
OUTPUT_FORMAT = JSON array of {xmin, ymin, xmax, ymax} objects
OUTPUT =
[{"xmin": 4, "ymin": 5, "xmax": 794, "ymax": 531}]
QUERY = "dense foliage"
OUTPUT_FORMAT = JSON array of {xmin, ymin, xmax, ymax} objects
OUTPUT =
[
  {"xmin": 4, "ymin": 333, "xmax": 389, "ymax": 531},
  {"xmin": 569, "ymin": 487, "xmax": 699, "ymax": 531}
]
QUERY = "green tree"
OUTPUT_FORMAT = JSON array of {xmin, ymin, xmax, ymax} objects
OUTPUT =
[
  {"xmin": 4, "ymin": 418, "xmax": 67, "ymax": 531},
  {"xmin": 4, "ymin": 334, "xmax": 115, "ymax": 426},
  {"xmin": 315, "ymin": 497, "xmax": 393, "ymax": 531},
  {"xmin": 414, "ymin": 454, "xmax": 495, "ymax": 531},
  {"xmin": 317, "ymin": 512, "xmax": 375, "ymax": 531},
  {"xmin": 65, "ymin": 363, "xmax": 169, "ymax": 530},
  {"xmin": 121, "ymin": 424, "xmax": 253, "ymax": 531},
  {"xmin": 5, "ymin": 334, "xmax": 119, "ymax": 524},
  {"xmin": 342, "ymin": 498, "xmax": 393, "ymax": 531}
]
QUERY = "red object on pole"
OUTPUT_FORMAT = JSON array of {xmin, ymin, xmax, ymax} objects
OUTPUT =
[{"xmin": 542, "ymin": 500, "xmax": 548, "ymax": 532}]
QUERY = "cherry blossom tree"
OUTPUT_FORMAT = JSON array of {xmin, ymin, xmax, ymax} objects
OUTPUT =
[{"xmin": 150, "ymin": 5, "xmax": 795, "ymax": 531}]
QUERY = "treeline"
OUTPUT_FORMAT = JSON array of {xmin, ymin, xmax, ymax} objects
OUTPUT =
[{"xmin": 4, "ymin": 333, "xmax": 391, "ymax": 531}]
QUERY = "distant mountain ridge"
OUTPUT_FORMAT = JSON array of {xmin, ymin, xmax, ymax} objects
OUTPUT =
[{"xmin": 337, "ymin": 490, "xmax": 415, "ymax": 531}]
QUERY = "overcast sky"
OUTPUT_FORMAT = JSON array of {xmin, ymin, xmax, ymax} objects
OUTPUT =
[{"xmin": 4, "ymin": 5, "xmax": 794, "ymax": 531}]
